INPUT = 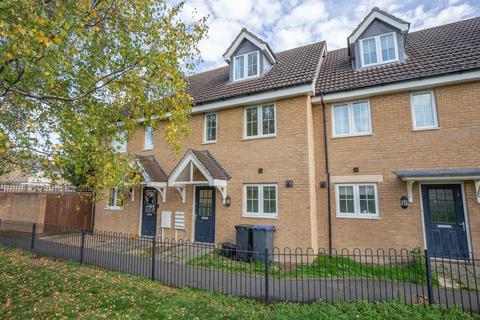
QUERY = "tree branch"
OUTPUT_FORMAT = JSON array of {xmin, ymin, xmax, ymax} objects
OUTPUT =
[{"xmin": 7, "ymin": 61, "xmax": 139, "ymax": 102}]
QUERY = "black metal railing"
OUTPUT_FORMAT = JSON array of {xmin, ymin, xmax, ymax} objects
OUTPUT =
[{"xmin": 0, "ymin": 219, "xmax": 478, "ymax": 313}]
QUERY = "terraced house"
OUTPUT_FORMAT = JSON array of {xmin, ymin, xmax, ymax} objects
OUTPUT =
[{"xmin": 94, "ymin": 8, "xmax": 480, "ymax": 259}]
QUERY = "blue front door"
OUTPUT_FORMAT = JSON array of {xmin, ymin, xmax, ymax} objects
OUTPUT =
[
  {"xmin": 422, "ymin": 184, "xmax": 469, "ymax": 259},
  {"xmin": 141, "ymin": 188, "xmax": 158, "ymax": 237},
  {"xmin": 195, "ymin": 187, "xmax": 216, "ymax": 243}
]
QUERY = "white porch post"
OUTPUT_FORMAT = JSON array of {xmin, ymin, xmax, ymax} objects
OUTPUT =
[
  {"xmin": 407, "ymin": 180, "xmax": 414, "ymax": 203},
  {"xmin": 475, "ymin": 180, "xmax": 480, "ymax": 204}
]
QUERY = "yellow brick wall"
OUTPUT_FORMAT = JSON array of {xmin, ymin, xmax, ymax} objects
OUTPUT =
[
  {"xmin": 314, "ymin": 81, "xmax": 480, "ymax": 255},
  {"xmin": 94, "ymin": 80, "xmax": 480, "ymax": 254},
  {"xmin": 95, "ymin": 95, "xmax": 318, "ymax": 249},
  {"xmin": 0, "ymin": 193, "xmax": 46, "ymax": 224}
]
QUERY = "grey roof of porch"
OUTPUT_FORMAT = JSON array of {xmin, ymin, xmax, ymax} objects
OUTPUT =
[{"xmin": 395, "ymin": 168, "xmax": 480, "ymax": 179}]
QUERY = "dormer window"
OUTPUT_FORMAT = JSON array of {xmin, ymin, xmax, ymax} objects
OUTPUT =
[
  {"xmin": 223, "ymin": 29, "xmax": 276, "ymax": 82},
  {"xmin": 347, "ymin": 8, "xmax": 410, "ymax": 70},
  {"xmin": 360, "ymin": 32, "xmax": 398, "ymax": 67},
  {"xmin": 234, "ymin": 51, "xmax": 259, "ymax": 81}
]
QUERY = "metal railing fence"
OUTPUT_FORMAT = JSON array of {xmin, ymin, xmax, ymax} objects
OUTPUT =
[{"xmin": 0, "ymin": 219, "xmax": 478, "ymax": 313}]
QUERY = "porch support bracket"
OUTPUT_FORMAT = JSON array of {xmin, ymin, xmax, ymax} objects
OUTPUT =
[
  {"xmin": 407, "ymin": 181, "xmax": 414, "ymax": 203},
  {"xmin": 154, "ymin": 186, "xmax": 167, "ymax": 203},
  {"xmin": 475, "ymin": 180, "xmax": 480, "ymax": 204},
  {"xmin": 216, "ymin": 186, "xmax": 228, "ymax": 204},
  {"xmin": 175, "ymin": 186, "xmax": 186, "ymax": 203},
  {"xmin": 127, "ymin": 188, "xmax": 135, "ymax": 202}
]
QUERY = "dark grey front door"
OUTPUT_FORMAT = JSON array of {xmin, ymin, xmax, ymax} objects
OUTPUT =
[
  {"xmin": 422, "ymin": 184, "xmax": 469, "ymax": 259},
  {"xmin": 195, "ymin": 186, "xmax": 215, "ymax": 243},
  {"xmin": 142, "ymin": 188, "xmax": 158, "ymax": 237}
]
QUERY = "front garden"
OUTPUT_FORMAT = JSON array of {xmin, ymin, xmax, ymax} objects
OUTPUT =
[{"xmin": 0, "ymin": 245, "xmax": 476, "ymax": 319}]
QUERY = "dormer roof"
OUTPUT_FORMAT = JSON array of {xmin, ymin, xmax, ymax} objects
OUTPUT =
[
  {"xmin": 223, "ymin": 28, "xmax": 276, "ymax": 64},
  {"xmin": 347, "ymin": 7, "xmax": 410, "ymax": 46}
]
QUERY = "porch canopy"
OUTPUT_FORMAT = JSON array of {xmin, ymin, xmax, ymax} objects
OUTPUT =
[
  {"xmin": 136, "ymin": 155, "xmax": 168, "ymax": 202},
  {"xmin": 395, "ymin": 168, "xmax": 480, "ymax": 203},
  {"xmin": 168, "ymin": 149, "xmax": 231, "ymax": 203}
]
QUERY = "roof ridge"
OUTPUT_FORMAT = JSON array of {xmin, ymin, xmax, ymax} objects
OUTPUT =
[{"xmin": 324, "ymin": 16, "xmax": 480, "ymax": 54}]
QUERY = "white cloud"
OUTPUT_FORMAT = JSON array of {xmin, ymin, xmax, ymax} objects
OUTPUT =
[
  {"xmin": 315, "ymin": 17, "xmax": 352, "ymax": 50},
  {"xmin": 273, "ymin": 27, "xmax": 312, "ymax": 50},
  {"xmin": 179, "ymin": 0, "xmax": 479, "ymax": 71},
  {"xmin": 400, "ymin": 3, "xmax": 476, "ymax": 29},
  {"xmin": 277, "ymin": 0, "xmax": 329, "ymax": 29},
  {"xmin": 198, "ymin": 18, "xmax": 243, "ymax": 63}
]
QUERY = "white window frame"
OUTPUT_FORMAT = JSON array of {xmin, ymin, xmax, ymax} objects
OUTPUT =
[
  {"xmin": 359, "ymin": 32, "xmax": 399, "ymax": 68},
  {"xmin": 243, "ymin": 184, "xmax": 278, "ymax": 218},
  {"xmin": 335, "ymin": 183, "xmax": 380, "ymax": 219},
  {"xmin": 233, "ymin": 51, "xmax": 260, "ymax": 81},
  {"xmin": 203, "ymin": 112, "xmax": 217, "ymax": 143},
  {"xmin": 410, "ymin": 91, "xmax": 439, "ymax": 131},
  {"xmin": 244, "ymin": 103, "xmax": 276, "ymax": 139},
  {"xmin": 106, "ymin": 188, "xmax": 123, "ymax": 211},
  {"xmin": 331, "ymin": 100, "xmax": 372, "ymax": 138},
  {"xmin": 112, "ymin": 132, "xmax": 127, "ymax": 153},
  {"xmin": 144, "ymin": 126, "xmax": 154, "ymax": 150}
]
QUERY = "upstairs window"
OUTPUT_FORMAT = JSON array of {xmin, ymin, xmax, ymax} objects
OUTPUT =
[
  {"xmin": 204, "ymin": 113, "xmax": 217, "ymax": 143},
  {"xmin": 360, "ymin": 32, "xmax": 398, "ymax": 67},
  {"xmin": 380, "ymin": 34, "xmax": 396, "ymax": 61},
  {"xmin": 112, "ymin": 132, "xmax": 127, "ymax": 153},
  {"xmin": 362, "ymin": 38, "xmax": 377, "ymax": 65},
  {"xmin": 332, "ymin": 101, "xmax": 372, "ymax": 137},
  {"xmin": 234, "ymin": 51, "xmax": 259, "ymax": 81},
  {"xmin": 144, "ymin": 126, "xmax": 154, "ymax": 150},
  {"xmin": 411, "ymin": 91, "xmax": 438, "ymax": 130},
  {"xmin": 245, "ymin": 104, "xmax": 276, "ymax": 139}
]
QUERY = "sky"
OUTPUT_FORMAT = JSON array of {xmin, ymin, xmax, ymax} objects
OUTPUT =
[{"xmin": 178, "ymin": 0, "xmax": 480, "ymax": 72}]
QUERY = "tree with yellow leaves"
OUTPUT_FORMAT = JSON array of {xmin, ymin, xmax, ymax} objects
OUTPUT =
[{"xmin": 0, "ymin": 1, "xmax": 207, "ymax": 195}]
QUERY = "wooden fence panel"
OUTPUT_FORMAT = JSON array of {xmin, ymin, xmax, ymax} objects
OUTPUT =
[{"xmin": 44, "ymin": 193, "xmax": 93, "ymax": 229}]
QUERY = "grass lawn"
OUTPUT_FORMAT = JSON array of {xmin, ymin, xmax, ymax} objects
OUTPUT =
[
  {"xmin": 188, "ymin": 251, "xmax": 435, "ymax": 284},
  {"xmin": 0, "ymin": 245, "xmax": 476, "ymax": 319}
]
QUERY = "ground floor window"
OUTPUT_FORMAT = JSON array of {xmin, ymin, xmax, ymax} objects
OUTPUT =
[
  {"xmin": 107, "ymin": 188, "xmax": 123, "ymax": 210},
  {"xmin": 335, "ymin": 183, "xmax": 379, "ymax": 219},
  {"xmin": 244, "ymin": 184, "xmax": 278, "ymax": 218}
]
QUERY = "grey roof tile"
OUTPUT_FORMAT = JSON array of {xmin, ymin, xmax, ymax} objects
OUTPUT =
[
  {"xmin": 190, "ymin": 149, "xmax": 231, "ymax": 180},
  {"xmin": 188, "ymin": 41, "xmax": 325, "ymax": 105},
  {"xmin": 136, "ymin": 155, "xmax": 168, "ymax": 182},
  {"xmin": 317, "ymin": 17, "xmax": 480, "ymax": 94}
]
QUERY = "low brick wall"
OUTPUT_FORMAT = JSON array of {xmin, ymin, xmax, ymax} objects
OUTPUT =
[{"xmin": 0, "ymin": 192, "xmax": 47, "ymax": 223}]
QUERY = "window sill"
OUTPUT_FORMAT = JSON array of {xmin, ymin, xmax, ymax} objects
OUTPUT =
[
  {"xmin": 202, "ymin": 140, "xmax": 217, "ymax": 145},
  {"xmin": 143, "ymin": 148, "xmax": 153, "ymax": 151},
  {"xmin": 332, "ymin": 133, "xmax": 373, "ymax": 139},
  {"xmin": 242, "ymin": 214, "xmax": 278, "ymax": 219},
  {"xmin": 232, "ymin": 75, "xmax": 260, "ymax": 83},
  {"xmin": 412, "ymin": 126, "xmax": 440, "ymax": 132},
  {"xmin": 106, "ymin": 206, "xmax": 123, "ymax": 211},
  {"xmin": 243, "ymin": 134, "xmax": 276, "ymax": 141},
  {"xmin": 361, "ymin": 59, "xmax": 400, "ymax": 69},
  {"xmin": 336, "ymin": 215, "xmax": 379, "ymax": 220}
]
